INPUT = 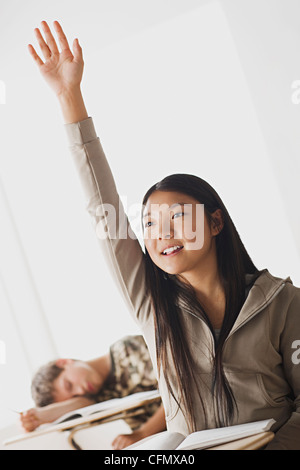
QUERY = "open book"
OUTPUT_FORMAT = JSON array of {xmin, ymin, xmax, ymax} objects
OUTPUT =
[
  {"xmin": 51, "ymin": 390, "xmax": 160, "ymax": 425},
  {"xmin": 125, "ymin": 419, "xmax": 276, "ymax": 450},
  {"xmin": 3, "ymin": 390, "xmax": 161, "ymax": 447}
]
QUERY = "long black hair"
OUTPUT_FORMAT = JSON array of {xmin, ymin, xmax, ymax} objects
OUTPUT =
[{"xmin": 142, "ymin": 173, "xmax": 260, "ymax": 432}]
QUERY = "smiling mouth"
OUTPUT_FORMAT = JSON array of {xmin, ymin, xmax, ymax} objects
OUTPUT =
[{"xmin": 161, "ymin": 245, "xmax": 184, "ymax": 256}]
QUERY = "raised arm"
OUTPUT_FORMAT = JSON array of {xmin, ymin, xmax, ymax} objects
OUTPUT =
[{"xmin": 28, "ymin": 21, "xmax": 151, "ymax": 326}]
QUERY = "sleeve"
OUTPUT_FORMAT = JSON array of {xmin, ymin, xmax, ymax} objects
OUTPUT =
[
  {"xmin": 64, "ymin": 117, "xmax": 152, "ymax": 326},
  {"xmin": 110, "ymin": 335, "xmax": 158, "ymax": 394},
  {"xmin": 265, "ymin": 287, "xmax": 300, "ymax": 450}
]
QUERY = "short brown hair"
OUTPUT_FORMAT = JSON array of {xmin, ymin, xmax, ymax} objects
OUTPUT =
[{"xmin": 31, "ymin": 361, "xmax": 63, "ymax": 407}]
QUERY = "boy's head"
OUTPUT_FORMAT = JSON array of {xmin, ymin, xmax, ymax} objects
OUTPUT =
[{"xmin": 31, "ymin": 359, "xmax": 101, "ymax": 407}]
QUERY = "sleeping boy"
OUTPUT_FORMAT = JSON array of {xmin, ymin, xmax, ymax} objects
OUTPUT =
[{"xmin": 20, "ymin": 335, "xmax": 166, "ymax": 449}]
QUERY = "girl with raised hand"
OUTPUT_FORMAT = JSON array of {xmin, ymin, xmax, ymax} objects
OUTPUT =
[{"xmin": 28, "ymin": 21, "xmax": 300, "ymax": 450}]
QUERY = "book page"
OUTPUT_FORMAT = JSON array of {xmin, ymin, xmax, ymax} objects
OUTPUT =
[
  {"xmin": 72, "ymin": 419, "xmax": 132, "ymax": 450},
  {"xmin": 125, "ymin": 431, "xmax": 185, "ymax": 450},
  {"xmin": 177, "ymin": 419, "xmax": 276, "ymax": 450},
  {"xmin": 53, "ymin": 390, "xmax": 160, "ymax": 424},
  {"xmin": 52, "ymin": 399, "xmax": 121, "ymax": 425}
]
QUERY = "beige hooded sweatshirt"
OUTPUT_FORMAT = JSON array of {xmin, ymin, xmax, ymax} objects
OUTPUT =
[{"xmin": 65, "ymin": 117, "xmax": 300, "ymax": 450}]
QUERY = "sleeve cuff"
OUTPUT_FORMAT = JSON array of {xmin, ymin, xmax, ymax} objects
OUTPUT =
[{"xmin": 64, "ymin": 117, "xmax": 98, "ymax": 145}]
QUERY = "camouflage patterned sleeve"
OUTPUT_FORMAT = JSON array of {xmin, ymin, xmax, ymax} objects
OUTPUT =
[
  {"xmin": 109, "ymin": 335, "xmax": 161, "ymax": 431},
  {"xmin": 110, "ymin": 335, "xmax": 158, "ymax": 396}
]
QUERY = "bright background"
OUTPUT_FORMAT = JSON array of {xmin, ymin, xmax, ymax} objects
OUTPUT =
[{"xmin": 0, "ymin": 0, "xmax": 300, "ymax": 432}]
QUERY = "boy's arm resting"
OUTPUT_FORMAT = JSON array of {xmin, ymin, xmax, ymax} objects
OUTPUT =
[
  {"xmin": 21, "ymin": 396, "xmax": 95, "ymax": 432},
  {"xmin": 64, "ymin": 117, "xmax": 151, "ymax": 326}
]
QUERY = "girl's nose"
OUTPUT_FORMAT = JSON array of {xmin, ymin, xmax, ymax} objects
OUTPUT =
[{"xmin": 158, "ymin": 221, "xmax": 173, "ymax": 240}]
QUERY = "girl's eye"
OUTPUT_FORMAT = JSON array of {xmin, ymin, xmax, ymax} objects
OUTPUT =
[
  {"xmin": 144, "ymin": 221, "xmax": 154, "ymax": 228},
  {"xmin": 173, "ymin": 212, "xmax": 184, "ymax": 219}
]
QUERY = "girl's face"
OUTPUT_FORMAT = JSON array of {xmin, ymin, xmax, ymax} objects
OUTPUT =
[
  {"xmin": 143, "ymin": 191, "xmax": 221, "ymax": 276},
  {"xmin": 52, "ymin": 360, "xmax": 103, "ymax": 402}
]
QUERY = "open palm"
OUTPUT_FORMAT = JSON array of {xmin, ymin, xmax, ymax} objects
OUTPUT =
[{"xmin": 28, "ymin": 21, "xmax": 84, "ymax": 97}]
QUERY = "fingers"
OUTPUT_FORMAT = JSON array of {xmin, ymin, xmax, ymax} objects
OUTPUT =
[
  {"xmin": 27, "ymin": 44, "xmax": 44, "ymax": 67},
  {"xmin": 112, "ymin": 433, "xmax": 134, "ymax": 450},
  {"xmin": 28, "ymin": 20, "xmax": 83, "ymax": 73},
  {"xmin": 20, "ymin": 409, "xmax": 40, "ymax": 433},
  {"xmin": 34, "ymin": 27, "xmax": 51, "ymax": 60},
  {"xmin": 112, "ymin": 435, "xmax": 123, "ymax": 450},
  {"xmin": 53, "ymin": 20, "xmax": 71, "ymax": 52},
  {"xmin": 73, "ymin": 38, "xmax": 83, "ymax": 63},
  {"xmin": 30, "ymin": 20, "xmax": 73, "ymax": 62},
  {"xmin": 41, "ymin": 21, "xmax": 59, "ymax": 55}
]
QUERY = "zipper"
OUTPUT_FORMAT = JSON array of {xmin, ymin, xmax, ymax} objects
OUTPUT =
[
  {"xmin": 224, "ymin": 282, "xmax": 286, "ymax": 344},
  {"xmin": 180, "ymin": 307, "xmax": 216, "ymax": 354},
  {"xmin": 181, "ymin": 280, "xmax": 286, "ymax": 426},
  {"xmin": 181, "ymin": 281, "xmax": 286, "ymax": 352}
]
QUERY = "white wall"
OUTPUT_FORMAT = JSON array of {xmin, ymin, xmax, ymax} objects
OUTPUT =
[
  {"xmin": 0, "ymin": 0, "xmax": 299, "ymax": 430},
  {"xmin": 221, "ymin": 0, "xmax": 300, "ymax": 267}
]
